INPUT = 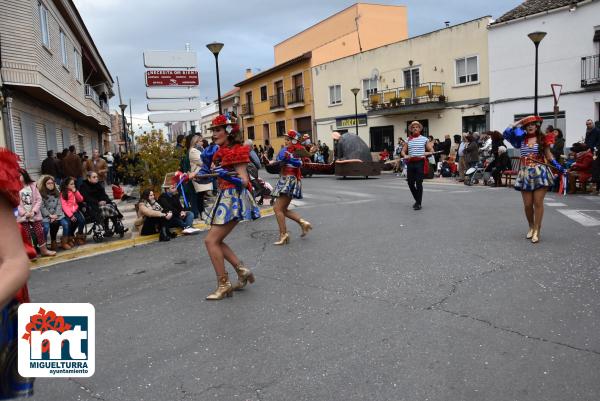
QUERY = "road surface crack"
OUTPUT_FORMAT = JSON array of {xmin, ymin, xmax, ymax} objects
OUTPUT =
[{"xmin": 435, "ymin": 307, "xmax": 600, "ymax": 356}]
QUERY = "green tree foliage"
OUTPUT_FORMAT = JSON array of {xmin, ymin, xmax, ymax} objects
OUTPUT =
[{"xmin": 128, "ymin": 130, "xmax": 183, "ymax": 196}]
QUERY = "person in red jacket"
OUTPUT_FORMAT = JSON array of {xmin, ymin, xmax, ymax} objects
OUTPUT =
[{"xmin": 568, "ymin": 142, "xmax": 594, "ymax": 193}]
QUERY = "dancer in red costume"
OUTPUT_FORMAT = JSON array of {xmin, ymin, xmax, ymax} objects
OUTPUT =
[
  {"xmin": 271, "ymin": 130, "xmax": 312, "ymax": 245},
  {"xmin": 0, "ymin": 149, "xmax": 35, "ymax": 398},
  {"xmin": 202, "ymin": 115, "xmax": 261, "ymax": 300}
]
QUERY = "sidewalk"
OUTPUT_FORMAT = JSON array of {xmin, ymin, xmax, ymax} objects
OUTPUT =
[{"xmin": 30, "ymin": 185, "xmax": 274, "ymax": 269}]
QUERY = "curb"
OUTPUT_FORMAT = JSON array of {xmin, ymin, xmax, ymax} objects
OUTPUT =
[{"xmin": 30, "ymin": 207, "xmax": 274, "ymax": 270}]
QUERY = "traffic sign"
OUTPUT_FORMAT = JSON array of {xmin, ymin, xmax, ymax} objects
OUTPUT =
[
  {"xmin": 143, "ymin": 51, "xmax": 197, "ymax": 68},
  {"xmin": 147, "ymin": 100, "xmax": 204, "ymax": 111},
  {"xmin": 148, "ymin": 111, "xmax": 204, "ymax": 123},
  {"xmin": 551, "ymin": 83, "xmax": 563, "ymax": 105},
  {"xmin": 145, "ymin": 70, "xmax": 199, "ymax": 87},
  {"xmin": 146, "ymin": 87, "xmax": 199, "ymax": 99}
]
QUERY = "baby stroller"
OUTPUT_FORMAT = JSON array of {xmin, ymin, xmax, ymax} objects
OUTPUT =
[
  {"xmin": 247, "ymin": 163, "xmax": 274, "ymax": 206},
  {"xmin": 465, "ymin": 158, "xmax": 493, "ymax": 186},
  {"xmin": 79, "ymin": 201, "xmax": 127, "ymax": 243}
]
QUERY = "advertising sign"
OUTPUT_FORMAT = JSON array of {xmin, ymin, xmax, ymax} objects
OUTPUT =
[
  {"xmin": 336, "ymin": 115, "xmax": 368, "ymax": 129},
  {"xmin": 146, "ymin": 87, "xmax": 199, "ymax": 99},
  {"xmin": 145, "ymin": 70, "xmax": 199, "ymax": 87}
]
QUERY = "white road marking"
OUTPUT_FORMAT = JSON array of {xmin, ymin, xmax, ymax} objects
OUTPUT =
[
  {"xmin": 545, "ymin": 202, "xmax": 566, "ymax": 207},
  {"xmin": 557, "ymin": 209, "xmax": 600, "ymax": 227},
  {"xmin": 328, "ymin": 190, "xmax": 374, "ymax": 198},
  {"xmin": 583, "ymin": 196, "xmax": 600, "ymax": 202}
]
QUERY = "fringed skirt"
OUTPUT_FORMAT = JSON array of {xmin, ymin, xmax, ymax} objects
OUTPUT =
[
  {"xmin": 0, "ymin": 299, "xmax": 34, "ymax": 399},
  {"xmin": 271, "ymin": 176, "xmax": 303, "ymax": 199},
  {"xmin": 204, "ymin": 188, "xmax": 260, "ymax": 226},
  {"xmin": 514, "ymin": 165, "xmax": 555, "ymax": 192}
]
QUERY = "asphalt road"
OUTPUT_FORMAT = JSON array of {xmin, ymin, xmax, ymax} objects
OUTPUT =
[{"xmin": 28, "ymin": 173, "xmax": 600, "ymax": 401}]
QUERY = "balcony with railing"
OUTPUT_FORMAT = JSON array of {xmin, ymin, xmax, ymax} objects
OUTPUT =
[
  {"xmin": 364, "ymin": 82, "xmax": 446, "ymax": 114},
  {"xmin": 286, "ymin": 86, "xmax": 304, "ymax": 108},
  {"xmin": 241, "ymin": 103, "xmax": 254, "ymax": 118},
  {"xmin": 84, "ymin": 84, "xmax": 110, "ymax": 128},
  {"xmin": 269, "ymin": 93, "xmax": 285, "ymax": 111},
  {"xmin": 581, "ymin": 54, "xmax": 600, "ymax": 87},
  {"xmin": 84, "ymin": 84, "xmax": 100, "ymax": 104}
]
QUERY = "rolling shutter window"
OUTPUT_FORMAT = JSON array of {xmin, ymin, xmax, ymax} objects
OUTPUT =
[
  {"xmin": 21, "ymin": 113, "xmax": 41, "ymax": 169},
  {"xmin": 62, "ymin": 127, "xmax": 71, "ymax": 148},
  {"xmin": 36, "ymin": 122, "xmax": 47, "ymax": 162},
  {"xmin": 56, "ymin": 128, "xmax": 63, "ymax": 150},
  {"xmin": 12, "ymin": 115, "xmax": 25, "ymax": 166},
  {"xmin": 91, "ymin": 135, "xmax": 97, "ymax": 152},
  {"xmin": 45, "ymin": 122, "xmax": 57, "ymax": 154}
]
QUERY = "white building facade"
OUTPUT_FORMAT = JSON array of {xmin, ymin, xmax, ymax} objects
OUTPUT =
[
  {"xmin": 312, "ymin": 17, "xmax": 491, "ymax": 152},
  {"xmin": 489, "ymin": 0, "xmax": 600, "ymax": 146}
]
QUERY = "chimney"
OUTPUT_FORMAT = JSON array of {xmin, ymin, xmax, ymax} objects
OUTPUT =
[
  {"xmin": 444, "ymin": 21, "xmax": 450, "ymax": 27},
  {"xmin": 245, "ymin": 68, "xmax": 253, "ymax": 79}
]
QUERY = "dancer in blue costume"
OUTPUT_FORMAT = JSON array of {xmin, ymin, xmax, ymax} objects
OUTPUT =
[
  {"xmin": 271, "ymin": 130, "xmax": 312, "ymax": 245},
  {"xmin": 202, "ymin": 114, "xmax": 260, "ymax": 300},
  {"xmin": 503, "ymin": 115, "xmax": 565, "ymax": 243}
]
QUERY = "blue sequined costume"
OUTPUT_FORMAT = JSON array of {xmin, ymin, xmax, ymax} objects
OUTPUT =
[
  {"xmin": 271, "ymin": 146, "xmax": 303, "ymax": 199},
  {"xmin": 203, "ymin": 144, "xmax": 260, "ymax": 225},
  {"xmin": 503, "ymin": 127, "xmax": 555, "ymax": 191}
]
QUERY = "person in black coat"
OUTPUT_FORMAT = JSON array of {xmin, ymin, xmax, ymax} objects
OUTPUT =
[
  {"xmin": 491, "ymin": 146, "xmax": 511, "ymax": 187},
  {"xmin": 79, "ymin": 172, "xmax": 124, "ymax": 232},
  {"xmin": 157, "ymin": 183, "xmax": 200, "ymax": 234},
  {"xmin": 41, "ymin": 150, "xmax": 60, "ymax": 179}
]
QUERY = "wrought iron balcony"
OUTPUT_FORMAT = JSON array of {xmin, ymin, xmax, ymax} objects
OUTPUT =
[
  {"xmin": 363, "ymin": 82, "xmax": 446, "ymax": 114},
  {"xmin": 581, "ymin": 54, "xmax": 600, "ymax": 87},
  {"xmin": 241, "ymin": 103, "xmax": 254, "ymax": 117},
  {"xmin": 286, "ymin": 86, "xmax": 304, "ymax": 106},
  {"xmin": 269, "ymin": 93, "xmax": 285, "ymax": 111}
]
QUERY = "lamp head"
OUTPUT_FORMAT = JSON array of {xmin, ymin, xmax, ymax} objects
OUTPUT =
[
  {"xmin": 118, "ymin": 103, "xmax": 127, "ymax": 112},
  {"xmin": 350, "ymin": 88, "xmax": 360, "ymax": 96},
  {"xmin": 527, "ymin": 31, "xmax": 547, "ymax": 45},
  {"xmin": 206, "ymin": 42, "xmax": 224, "ymax": 55}
]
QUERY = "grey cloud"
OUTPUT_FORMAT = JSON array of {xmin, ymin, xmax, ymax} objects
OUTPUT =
[{"xmin": 74, "ymin": 0, "xmax": 522, "ymax": 127}]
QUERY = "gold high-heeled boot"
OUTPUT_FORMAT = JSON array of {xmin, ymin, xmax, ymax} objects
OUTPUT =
[
  {"xmin": 232, "ymin": 262, "xmax": 255, "ymax": 291},
  {"xmin": 531, "ymin": 225, "xmax": 540, "ymax": 244},
  {"xmin": 298, "ymin": 219, "xmax": 313, "ymax": 237},
  {"xmin": 206, "ymin": 273, "xmax": 233, "ymax": 300},
  {"xmin": 526, "ymin": 225, "xmax": 535, "ymax": 239},
  {"xmin": 273, "ymin": 232, "xmax": 290, "ymax": 245}
]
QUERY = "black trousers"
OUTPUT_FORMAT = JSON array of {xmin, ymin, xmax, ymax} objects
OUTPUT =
[
  {"xmin": 407, "ymin": 160, "xmax": 424, "ymax": 205},
  {"xmin": 141, "ymin": 216, "xmax": 167, "ymax": 236}
]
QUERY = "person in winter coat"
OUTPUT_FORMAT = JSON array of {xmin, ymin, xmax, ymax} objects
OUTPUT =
[
  {"xmin": 79, "ymin": 171, "xmax": 125, "ymax": 233},
  {"xmin": 136, "ymin": 189, "xmax": 173, "ymax": 241},
  {"xmin": 17, "ymin": 169, "xmax": 56, "ymax": 257},
  {"xmin": 568, "ymin": 142, "xmax": 594, "ymax": 193},
  {"xmin": 61, "ymin": 145, "xmax": 84, "ymax": 187},
  {"xmin": 463, "ymin": 134, "xmax": 480, "ymax": 168},
  {"xmin": 60, "ymin": 176, "xmax": 86, "ymax": 245},
  {"xmin": 188, "ymin": 135, "xmax": 213, "ymax": 218},
  {"xmin": 39, "ymin": 176, "xmax": 71, "ymax": 251}
]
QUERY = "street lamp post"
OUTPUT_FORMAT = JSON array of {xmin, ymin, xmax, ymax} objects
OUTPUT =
[
  {"xmin": 527, "ymin": 31, "xmax": 546, "ymax": 116},
  {"xmin": 350, "ymin": 88, "xmax": 360, "ymax": 135},
  {"xmin": 206, "ymin": 42, "xmax": 224, "ymax": 115},
  {"xmin": 118, "ymin": 103, "xmax": 128, "ymax": 153}
]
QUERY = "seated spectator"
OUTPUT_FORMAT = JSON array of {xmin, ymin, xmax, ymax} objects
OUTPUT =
[
  {"xmin": 111, "ymin": 178, "xmax": 136, "ymax": 202},
  {"xmin": 60, "ymin": 177, "xmax": 86, "ymax": 246},
  {"xmin": 491, "ymin": 146, "xmax": 511, "ymax": 187},
  {"xmin": 568, "ymin": 143, "xmax": 594, "ymax": 193},
  {"xmin": 17, "ymin": 169, "xmax": 56, "ymax": 257},
  {"xmin": 158, "ymin": 182, "xmax": 201, "ymax": 235},
  {"xmin": 136, "ymin": 189, "xmax": 173, "ymax": 241},
  {"xmin": 79, "ymin": 171, "xmax": 125, "ymax": 232},
  {"xmin": 379, "ymin": 148, "xmax": 390, "ymax": 162},
  {"xmin": 39, "ymin": 176, "xmax": 71, "ymax": 251}
]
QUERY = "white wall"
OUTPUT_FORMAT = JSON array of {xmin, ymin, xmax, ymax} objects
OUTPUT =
[{"xmin": 489, "ymin": 1, "xmax": 600, "ymax": 144}]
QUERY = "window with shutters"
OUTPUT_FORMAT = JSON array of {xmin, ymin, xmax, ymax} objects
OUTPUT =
[
  {"xmin": 60, "ymin": 31, "xmax": 68, "ymax": 67},
  {"xmin": 247, "ymin": 126, "xmax": 255, "ymax": 140},
  {"xmin": 455, "ymin": 56, "xmax": 479, "ymax": 85},
  {"xmin": 74, "ymin": 49, "xmax": 82, "ymax": 81},
  {"xmin": 329, "ymin": 85, "xmax": 341, "ymax": 105},
  {"xmin": 39, "ymin": 2, "xmax": 50, "ymax": 48},
  {"xmin": 362, "ymin": 77, "xmax": 378, "ymax": 100}
]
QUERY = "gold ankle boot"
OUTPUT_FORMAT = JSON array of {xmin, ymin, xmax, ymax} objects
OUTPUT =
[
  {"xmin": 526, "ymin": 225, "xmax": 535, "ymax": 239},
  {"xmin": 298, "ymin": 219, "xmax": 313, "ymax": 237},
  {"xmin": 531, "ymin": 226, "xmax": 540, "ymax": 244},
  {"xmin": 206, "ymin": 273, "xmax": 233, "ymax": 300},
  {"xmin": 273, "ymin": 232, "xmax": 290, "ymax": 245},
  {"xmin": 232, "ymin": 262, "xmax": 255, "ymax": 291}
]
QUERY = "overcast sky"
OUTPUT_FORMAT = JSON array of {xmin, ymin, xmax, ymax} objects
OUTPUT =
[{"xmin": 73, "ymin": 0, "xmax": 523, "ymax": 131}]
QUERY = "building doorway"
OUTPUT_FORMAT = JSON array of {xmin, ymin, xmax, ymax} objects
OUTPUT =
[
  {"xmin": 370, "ymin": 125, "xmax": 394, "ymax": 152},
  {"xmin": 462, "ymin": 115, "xmax": 486, "ymax": 134},
  {"xmin": 295, "ymin": 117, "xmax": 312, "ymax": 137}
]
